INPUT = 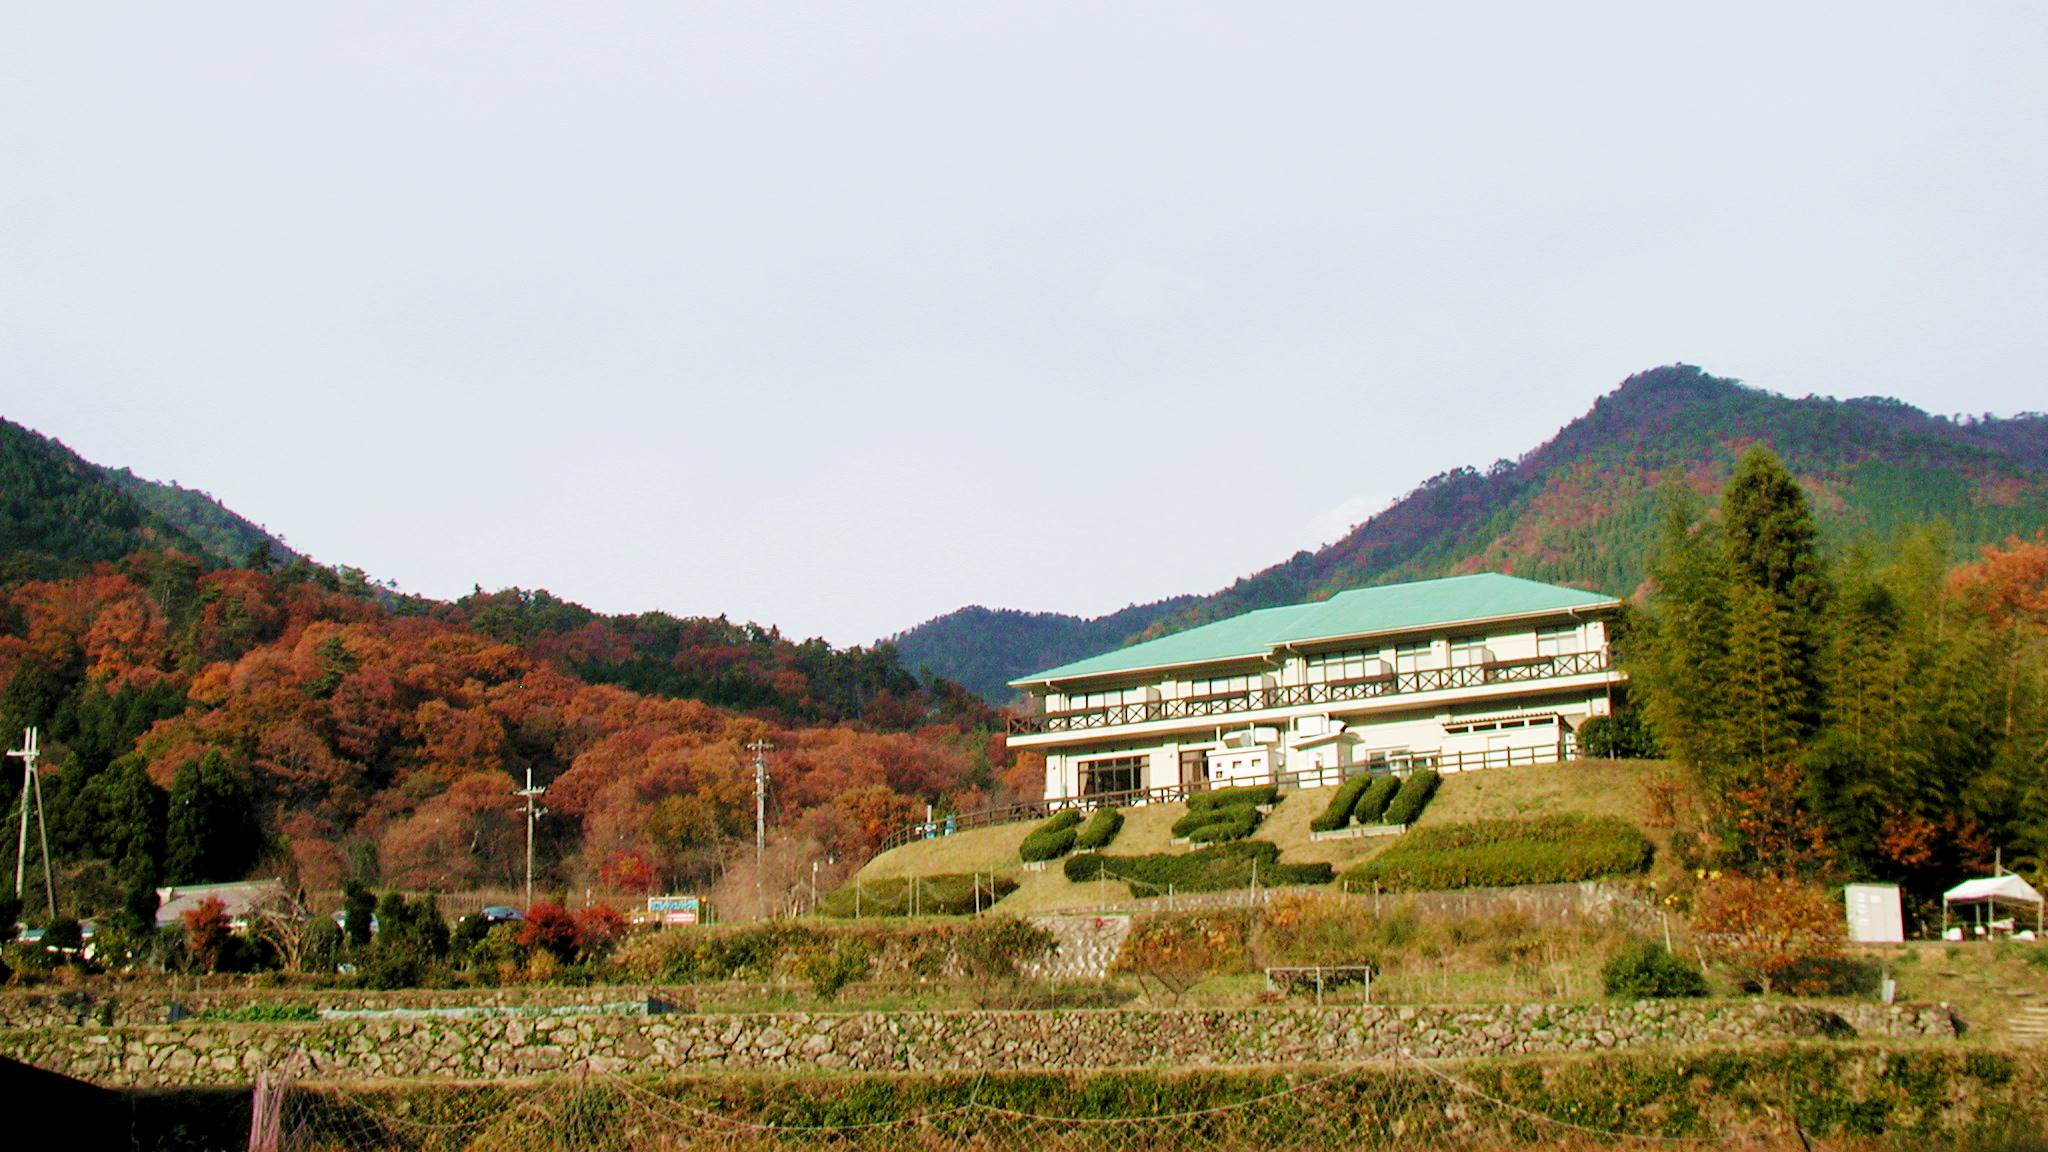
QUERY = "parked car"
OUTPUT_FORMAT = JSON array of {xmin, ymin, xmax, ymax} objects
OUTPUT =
[{"xmin": 479, "ymin": 905, "xmax": 524, "ymax": 924}]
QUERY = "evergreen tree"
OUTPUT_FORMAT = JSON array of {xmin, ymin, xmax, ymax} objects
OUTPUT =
[
  {"xmin": 1720, "ymin": 446, "xmax": 1829, "ymax": 739},
  {"xmin": 164, "ymin": 750, "xmax": 265, "ymax": 884},
  {"xmin": 1634, "ymin": 482, "xmax": 1735, "ymax": 772}
]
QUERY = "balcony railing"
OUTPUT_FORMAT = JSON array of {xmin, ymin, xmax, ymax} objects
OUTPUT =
[{"xmin": 1007, "ymin": 648, "xmax": 1613, "ymax": 736}]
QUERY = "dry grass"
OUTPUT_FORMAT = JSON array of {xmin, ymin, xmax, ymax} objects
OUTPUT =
[
  {"xmin": 1869, "ymin": 939, "xmax": 2048, "ymax": 1046},
  {"xmin": 858, "ymin": 821, "xmax": 1033, "ymax": 881},
  {"xmin": 1418, "ymin": 757, "xmax": 1677, "ymax": 826}
]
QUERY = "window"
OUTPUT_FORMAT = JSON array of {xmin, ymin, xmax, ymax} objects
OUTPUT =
[
  {"xmin": 1395, "ymin": 641, "xmax": 1433, "ymax": 672},
  {"xmin": 1305, "ymin": 649, "xmax": 1374, "ymax": 683},
  {"xmin": 1080, "ymin": 755, "xmax": 1144, "ymax": 796},
  {"xmin": 1069, "ymin": 687, "xmax": 1138, "ymax": 712},
  {"xmin": 1449, "ymin": 637, "xmax": 1491, "ymax": 667},
  {"xmin": 1186, "ymin": 674, "xmax": 1253, "ymax": 698},
  {"xmin": 1537, "ymin": 624, "xmax": 1583, "ymax": 657}
]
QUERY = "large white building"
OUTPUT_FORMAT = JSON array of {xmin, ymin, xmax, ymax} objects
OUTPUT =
[{"xmin": 1006, "ymin": 573, "xmax": 1625, "ymax": 802}]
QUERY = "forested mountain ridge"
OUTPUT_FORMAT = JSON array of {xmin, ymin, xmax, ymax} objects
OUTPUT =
[
  {"xmin": 0, "ymin": 418, "xmax": 294, "ymax": 575},
  {"xmin": 893, "ymin": 365, "xmax": 2048, "ymax": 700},
  {"xmin": 888, "ymin": 598, "xmax": 1196, "ymax": 703},
  {"xmin": 1, "ymin": 415, "xmax": 991, "ymax": 734},
  {"xmin": 0, "ymin": 423, "xmax": 1013, "ymax": 916}
]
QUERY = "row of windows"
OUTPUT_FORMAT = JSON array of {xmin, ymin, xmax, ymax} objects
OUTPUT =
[{"xmin": 1061, "ymin": 625, "xmax": 1593, "ymax": 706}]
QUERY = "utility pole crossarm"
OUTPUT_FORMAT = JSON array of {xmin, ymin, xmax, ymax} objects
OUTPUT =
[{"xmin": 7, "ymin": 727, "xmax": 55, "ymax": 918}]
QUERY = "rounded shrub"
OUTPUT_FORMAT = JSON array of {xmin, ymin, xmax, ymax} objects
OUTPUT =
[{"xmin": 1603, "ymin": 940, "xmax": 1709, "ymax": 999}]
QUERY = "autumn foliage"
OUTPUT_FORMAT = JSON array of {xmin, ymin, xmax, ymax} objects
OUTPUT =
[
  {"xmin": 1691, "ymin": 875, "xmax": 1842, "ymax": 995},
  {"xmin": 0, "ymin": 552, "xmax": 1001, "ymax": 910}
]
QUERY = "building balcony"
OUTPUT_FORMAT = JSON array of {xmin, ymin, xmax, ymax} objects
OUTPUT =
[{"xmin": 1006, "ymin": 648, "xmax": 1615, "ymax": 737}]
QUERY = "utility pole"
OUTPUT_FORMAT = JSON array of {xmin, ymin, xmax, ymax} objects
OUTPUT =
[
  {"xmin": 7, "ymin": 727, "xmax": 56, "ymax": 919},
  {"xmin": 514, "ymin": 766, "xmax": 547, "ymax": 909},
  {"xmin": 746, "ymin": 738, "xmax": 772, "ymax": 917}
]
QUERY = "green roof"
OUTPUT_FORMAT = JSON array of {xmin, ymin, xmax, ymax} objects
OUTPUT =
[{"xmin": 1011, "ymin": 574, "xmax": 1618, "ymax": 686}]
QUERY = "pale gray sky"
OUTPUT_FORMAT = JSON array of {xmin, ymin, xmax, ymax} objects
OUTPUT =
[{"xmin": 5, "ymin": 4, "xmax": 2045, "ymax": 645}]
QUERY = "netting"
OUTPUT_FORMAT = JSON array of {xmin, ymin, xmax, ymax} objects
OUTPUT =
[{"xmin": 258, "ymin": 1055, "xmax": 1836, "ymax": 1152}]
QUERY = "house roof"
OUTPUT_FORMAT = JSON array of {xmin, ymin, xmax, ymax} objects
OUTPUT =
[
  {"xmin": 1011, "ymin": 573, "xmax": 1619, "ymax": 687},
  {"xmin": 155, "ymin": 879, "xmax": 296, "ymax": 928}
]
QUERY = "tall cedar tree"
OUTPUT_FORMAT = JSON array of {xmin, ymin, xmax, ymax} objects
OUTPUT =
[{"xmin": 1720, "ymin": 446, "xmax": 1829, "ymax": 739}]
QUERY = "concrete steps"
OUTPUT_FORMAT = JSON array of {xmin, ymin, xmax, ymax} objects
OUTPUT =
[{"xmin": 2009, "ymin": 1006, "xmax": 2048, "ymax": 1043}]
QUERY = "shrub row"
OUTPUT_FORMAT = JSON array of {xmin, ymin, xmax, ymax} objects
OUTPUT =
[
  {"xmin": 1187, "ymin": 784, "xmax": 1278, "ymax": 812},
  {"xmin": 1172, "ymin": 805, "xmax": 1260, "ymax": 844},
  {"xmin": 1172, "ymin": 784, "xmax": 1275, "ymax": 843},
  {"xmin": 1074, "ymin": 807, "xmax": 1124, "ymax": 851},
  {"xmin": 1064, "ymin": 840, "xmax": 1333, "ymax": 894},
  {"xmin": 1341, "ymin": 814, "xmax": 1652, "ymax": 891},
  {"xmin": 1380, "ymin": 769, "xmax": 1441, "ymax": 826},
  {"xmin": 609, "ymin": 916, "xmax": 1054, "ymax": 987},
  {"xmin": 1352, "ymin": 775, "xmax": 1401, "ymax": 824},
  {"xmin": 818, "ymin": 873, "xmax": 1019, "ymax": 918},
  {"xmin": 1309, "ymin": 775, "xmax": 1375, "ymax": 833},
  {"xmin": 1019, "ymin": 811, "xmax": 1084, "ymax": 863}
]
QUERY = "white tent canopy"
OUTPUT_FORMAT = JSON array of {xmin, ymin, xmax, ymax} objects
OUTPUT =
[{"xmin": 1942, "ymin": 874, "xmax": 2044, "ymax": 936}]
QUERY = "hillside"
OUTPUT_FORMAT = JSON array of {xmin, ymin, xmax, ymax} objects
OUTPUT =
[
  {"xmin": 853, "ymin": 758, "xmax": 1683, "ymax": 915},
  {"xmin": 99, "ymin": 465, "xmax": 301, "ymax": 569},
  {"xmin": 0, "ymin": 418, "xmax": 1011, "ymax": 926},
  {"xmin": 893, "ymin": 365, "xmax": 2048, "ymax": 699},
  {"xmin": 890, "ymin": 598, "xmax": 1196, "ymax": 702},
  {"xmin": 0, "ymin": 418, "xmax": 293, "ymax": 575}
]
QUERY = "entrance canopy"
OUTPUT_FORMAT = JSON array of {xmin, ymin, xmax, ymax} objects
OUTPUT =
[{"xmin": 1942, "ymin": 874, "xmax": 2044, "ymax": 937}]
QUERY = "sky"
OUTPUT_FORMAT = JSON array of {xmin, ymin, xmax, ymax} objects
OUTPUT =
[{"xmin": 4, "ymin": 4, "xmax": 2046, "ymax": 647}]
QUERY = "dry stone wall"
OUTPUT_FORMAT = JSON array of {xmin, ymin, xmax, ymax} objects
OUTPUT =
[{"xmin": 0, "ymin": 1001, "xmax": 1955, "ymax": 1088}]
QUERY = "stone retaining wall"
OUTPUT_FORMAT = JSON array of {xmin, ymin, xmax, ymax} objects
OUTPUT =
[{"xmin": 0, "ymin": 1001, "xmax": 1955, "ymax": 1088}]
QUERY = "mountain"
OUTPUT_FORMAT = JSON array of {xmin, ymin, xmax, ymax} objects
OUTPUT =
[
  {"xmin": 892, "ymin": 365, "xmax": 2048, "ymax": 700},
  {"xmin": 99, "ymin": 465, "xmax": 301, "ymax": 570},
  {"xmin": 0, "ymin": 414, "xmax": 991, "ymax": 735},
  {"xmin": 0, "ymin": 418, "xmax": 294, "ymax": 575},
  {"xmin": 890, "ymin": 598, "xmax": 1197, "ymax": 702}
]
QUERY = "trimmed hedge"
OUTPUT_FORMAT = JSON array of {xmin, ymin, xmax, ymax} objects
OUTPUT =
[
  {"xmin": 1172, "ymin": 783, "xmax": 1273, "ymax": 843},
  {"xmin": 1173, "ymin": 806, "xmax": 1259, "ymax": 844},
  {"xmin": 1341, "ymin": 814, "xmax": 1653, "ymax": 891},
  {"xmin": 1309, "ymin": 774, "xmax": 1375, "ymax": 833},
  {"xmin": 1186, "ymin": 784, "xmax": 1279, "ymax": 812},
  {"xmin": 1074, "ymin": 808, "xmax": 1124, "ymax": 851},
  {"xmin": 1019, "ymin": 811, "xmax": 1085, "ymax": 863},
  {"xmin": 819, "ymin": 874, "xmax": 1020, "ymax": 918},
  {"xmin": 1065, "ymin": 840, "xmax": 1334, "ymax": 893},
  {"xmin": 1380, "ymin": 769, "xmax": 1441, "ymax": 826},
  {"xmin": 1351, "ymin": 775, "xmax": 1401, "ymax": 824}
]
